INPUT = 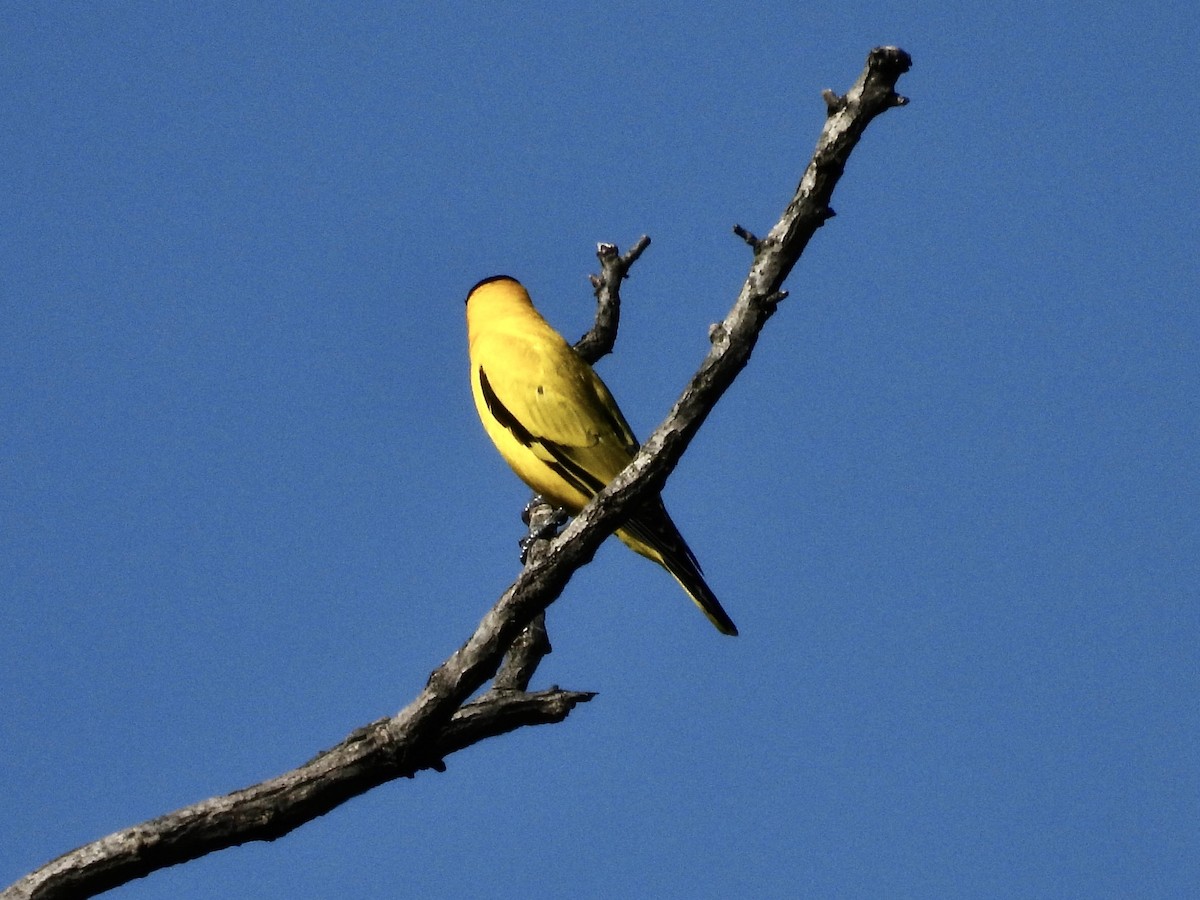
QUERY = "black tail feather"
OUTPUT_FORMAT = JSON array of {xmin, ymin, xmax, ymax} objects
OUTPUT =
[{"xmin": 625, "ymin": 501, "xmax": 739, "ymax": 636}]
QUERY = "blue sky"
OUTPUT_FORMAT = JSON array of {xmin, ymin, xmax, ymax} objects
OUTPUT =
[{"xmin": 3, "ymin": 3, "xmax": 1197, "ymax": 898}]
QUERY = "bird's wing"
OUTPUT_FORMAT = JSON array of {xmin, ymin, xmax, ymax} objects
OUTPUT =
[{"xmin": 474, "ymin": 334, "xmax": 639, "ymax": 501}]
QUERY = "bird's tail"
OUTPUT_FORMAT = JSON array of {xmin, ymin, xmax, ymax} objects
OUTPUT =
[{"xmin": 618, "ymin": 501, "xmax": 739, "ymax": 636}]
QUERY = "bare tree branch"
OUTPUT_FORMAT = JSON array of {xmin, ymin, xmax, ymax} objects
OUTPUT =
[
  {"xmin": 2, "ymin": 46, "xmax": 910, "ymax": 900},
  {"xmin": 575, "ymin": 236, "xmax": 652, "ymax": 364}
]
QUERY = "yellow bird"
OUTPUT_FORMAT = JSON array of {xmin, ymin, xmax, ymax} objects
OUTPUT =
[{"xmin": 466, "ymin": 275, "xmax": 738, "ymax": 636}]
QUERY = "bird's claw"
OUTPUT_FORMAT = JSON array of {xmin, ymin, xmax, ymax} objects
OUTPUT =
[
  {"xmin": 518, "ymin": 500, "xmax": 569, "ymax": 564},
  {"xmin": 521, "ymin": 494, "xmax": 547, "ymax": 525}
]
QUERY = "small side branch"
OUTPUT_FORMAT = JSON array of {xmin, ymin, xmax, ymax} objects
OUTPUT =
[
  {"xmin": 732, "ymin": 224, "xmax": 761, "ymax": 250},
  {"xmin": 2, "ymin": 689, "xmax": 593, "ymax": 900},
  {"xmin": 491, "ymin": 610, "xmax": 552, "ymax": 693},
  {"xmin": 575, "ymin": 236, "xmax": 651, "ymax": 365}
]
